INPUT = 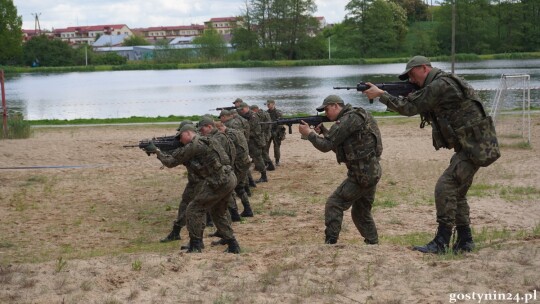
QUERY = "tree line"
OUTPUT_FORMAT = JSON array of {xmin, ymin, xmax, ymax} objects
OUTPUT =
[{"xmin": 1, "ymin": 0, "xmax": 539, "ymax": 67}]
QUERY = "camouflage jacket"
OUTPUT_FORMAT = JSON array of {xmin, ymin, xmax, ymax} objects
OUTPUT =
[
  {"xmin": 208, "ymin": 128, "xmax": 236, "ymax": 167},
  {"xmin": 379, "ymin": 68, "xmax": 486, "ymax": 151},
  {"xmin": 224, "ymin": 127, "xmax": 251, "ymax": 168},
  {"xmin": 307, "ymin": 104, "xmax": 382, "ymax": 187},
  {"xmin": 241, "ymin": 110, "xmax": 265, "ymax": 147},
  {"xmin": 157, "ymin": 135, "xmax": 232, "ymax": 187},
  {"xmin": 256, "ymin": 110, "xmax": 272, "ymax": 140},
  {"xmin": 225, "ymin": 115, "xmax": 250, "ymax": 141}
]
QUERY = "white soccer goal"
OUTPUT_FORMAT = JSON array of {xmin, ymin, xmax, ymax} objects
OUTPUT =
[{"xmin": 489, "ymin": 74, "xmax": 531, "ymax": 146}]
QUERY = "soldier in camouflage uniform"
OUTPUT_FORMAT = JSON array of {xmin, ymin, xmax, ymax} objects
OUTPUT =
[
  {"xmin": 364, "ymin": 55, "xmax": 500, "ymax": 254},
  {"xmin": 251, "ymin": 104, "xmax": 275, "ymax": 171},
  {"xmin": 216, "ymin": 121, "xmax": 254, "ymax": 217},
  {"xmin": 299, "ymin": 95, "xmax": 382, "ymax": 245},
  {"xmin": 238, "ymin": 102, "xmax": 268, "ymax": 183},
  {"xmin": 265, "ymin": 99, "xmax": 285, "ymax": 166},
  {"xmin": 198, "ymin": 116, "xmax": 243, "ymax": 222},
  {"xmin": 146, "ymin": 124, "xmax": 241, "ymax": 253},
  {"xmin": 159, "ymin": 121, "xmax": 199, "ymax": 243}
]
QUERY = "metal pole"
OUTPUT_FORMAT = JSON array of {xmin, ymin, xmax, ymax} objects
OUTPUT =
[
  {"xmin": 451, "ymin": 0, "xmax": 456, "ymax": 74},
  {"xmin": 1, "ymin": 70, "xmax": 7, "ymax": 138}
]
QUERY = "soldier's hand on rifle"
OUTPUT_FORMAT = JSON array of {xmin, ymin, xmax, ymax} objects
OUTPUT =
[
  {"xmin": 363, "ymin": 82, "xmax": 385, "ymax": 100},
  {"xmin": 298, "ymin": 120, "xmax": 312, "ymax": 137},
  {"xmin": 313, "ymin": 123, "xmax": 328, "ymax": 135},
  {"xmin": 143, "ymin": 142, "xmax": 159, "ymax": 155}
]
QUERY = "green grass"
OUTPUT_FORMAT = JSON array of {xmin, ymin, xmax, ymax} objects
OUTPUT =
[{"xmin": 0, "ymin": 113, "xmax": 32, "ymax": 139}]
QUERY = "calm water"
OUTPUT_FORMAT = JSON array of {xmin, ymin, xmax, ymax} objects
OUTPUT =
[{"xmin": 4, "ymin": 59, "xmax": 540, "ymax": 120}]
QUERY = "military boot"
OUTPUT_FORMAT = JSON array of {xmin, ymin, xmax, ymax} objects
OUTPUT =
[
  {"xmin": 229, "ymin": 207, "xmax": 242, "ymax": 222},
  {"xmin": 182, "ymin": 238, "xmax": 203, "ymax": 253},
  {"xmin": 211, "ymin": 238, "xmax": 227, "ymax": 246},
  {"xmin": 225, "ymin": 238, "xmax": 241, "ymax": 254},
  {"xmin": 240, "ymin": 194, "xmax": 254, "ymax": 217},
  {"xmin": 325, "ymin": 235, "xmax": 338, "ymax": 244},
  {"xmin": 275, "ymin": 159, "xmax": 280, "ymax": 166},
  {"xmin": 209, "ymin": 230, "xmax": 225, "ymax": 238},
  {"xmin": 413, "ymin": 224, "xmax": 452, "ymax": 254},
  {"xmin": 206, "ymin": 212, "xmax": 214, "ymax": 227},
  {"xmin": 248, "ymin": 176, "xmax": 257, "ymax": 188},
  {"xmin": 255, "ymin": 171, "xmax": 268, "ymax": 183},
  {"xmin": 266, "ymin": 161, "xmax": 276, "ymax": 171},
  {"xmin": 452, "ymin": 226, "xmax": 475, "ymax": 253},
  {"xmin": 160, "ymin": 224, "xmax": 181, "ymax": 243}
]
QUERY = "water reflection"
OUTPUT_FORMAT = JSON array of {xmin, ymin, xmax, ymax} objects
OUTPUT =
[{"xmin": 4, "ymin": 59, "xmax": 540, "ymax": 120}]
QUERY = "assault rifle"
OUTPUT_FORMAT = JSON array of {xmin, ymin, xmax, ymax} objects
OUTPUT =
[
  {"xmin": 260, "ymin": 115, "xmax": 330, "ymax": 134},
  {"xmin": 211, "ymin": 106, "xmax": 237, "ymax": 111},
  {"xmin": 123, "ymin": 135, "xmax": 181, "ymax": 155},
  {"xmin": 333, "ymin": 81, "xmax": 419, "ymax": 103}
]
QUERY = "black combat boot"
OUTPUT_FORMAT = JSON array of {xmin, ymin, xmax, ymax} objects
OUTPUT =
[
  {"xmin": 183, "ymin": 238, "xmax": 203, "ymax": 253},
  {"xmin": 160, "ymin": 224, "xmax": 181, "ymax": 243},
  {"xmin": 255, "ymin": 171, "xmax": 268, "ymax": 183},
  {"xmin": 266, "ymin": 161, "xmax": 276, "ymax": 171},
  {"xmin": 209, "ymin": 230, "xmax": 225, "ymax": 238},
  {"xmin": 248, "ymin": 175, "xmax": 257, "ymax": 188},
  {"xmin": 275, "ymin": 159, "xmax": 280, "ymax": 166},
  {"xmin": 413, "ymin": 224, "xmax": 452, "ymax": 254},
  {"xmin": 453, "ymin": 226, "xmax": 475, "ymax": 253},
  {"xmin": 240, "ymin": 194, "xmax": 254, "ymax": 217},
  {"xmin": 325, "ymin": 235, "xmax": 338, "ymax": 244},
  {"xmin": 211, "ymin": 238, "xmax": 227, "ymax": 246},
  {"xmin": 206, "ymin": 212, "xmax": 214, "ymax": 227},
  {"xmin": 225, "ymin": 238, "xmax": 241, "ymax": 254},
  {"xmin": 229, "ymin": 207, "xmax": 242, "ymax": 222}
]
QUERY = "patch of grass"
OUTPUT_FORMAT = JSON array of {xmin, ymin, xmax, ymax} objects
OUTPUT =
[
  {"xmin": 500, "ymin": 186, "xmax": 540, "ymax": 202},
  {"xmin": 0, "ymin": 113, "xmax": 32, "ymax": 139},
  {"xmin": 132, "ymin": 259, "xmax": 142, "ymax": 271},
  {"xmin": 80, "ymin": 280, "xmax": 92, "ymax": 291},
  {"xmin": 374, "ymin": 198, "xmax": 399, "ymax": 209},
  {"xmin": 269, "ymin": 208, "xmax": 297, "ymax": 217},
  {"xmin": 54, "ymin": 257, "xmax": 67, "ymax": 273},
  {"xmin": 0, "ymin": 241, "xmax": 14, "ymax": 249},
  {"xmin": 468, "ymin": 183, "xmax": 499, "ymax": 197},
  {"xmin": 500, "ymin": 141, "xmax": 532, "ymax": 149},
  {"xmin": 213, "ymin": 294, "xmax": 234, "ymax": 304}
]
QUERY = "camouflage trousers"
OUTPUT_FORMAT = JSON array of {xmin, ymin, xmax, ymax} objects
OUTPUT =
[
  {"xmin": 248, "ymin": 139, "xmax": 266, "ymax": 173},
  {"xmin": 265, "ymin": 133, "xmax": 282, "ymax": 163},
  {"xmin": 173, "ymin": 180, "xmax": 198, "ymax": 228},
  {"xmin": 435, "ymin": 151, "xmax": 480, "ymax": 228},
  {"xmin": 186, "ymin": 170, "xmax": 237, "ymax": 241},
  {"xmin": 325, "ymin": 176, "xmax": 378, "ymax": 244}
]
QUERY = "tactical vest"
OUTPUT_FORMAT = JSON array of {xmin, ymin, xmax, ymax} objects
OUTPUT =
[
  {"xmin": 186, "ymin": 136, "xmax": 230, "ymax": 179},
  {"xmin": 336, "ymin": 107, "xmax": 383, "ymax": 164}
]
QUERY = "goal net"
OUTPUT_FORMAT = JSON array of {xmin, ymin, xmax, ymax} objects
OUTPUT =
[{"xmin": 489, "ymin": 74, "xmax": 531, "ymax": 146}]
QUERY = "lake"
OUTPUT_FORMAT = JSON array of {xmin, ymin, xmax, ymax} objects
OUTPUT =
[{"xmin": 4, "ymin": 59, "xmax": 540, "ymax": 120}]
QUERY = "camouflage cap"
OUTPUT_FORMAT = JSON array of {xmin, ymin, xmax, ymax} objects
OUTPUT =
[
  {"xmin": 176, "ymin": 120, "xmax": 194, "ymax": 131},
  {"xmin": 266, "ymin": 99, "xmax": 275, "ymax": 105},
  {"xmin": 250, "ymin": 104, "xmax": 259, "ymax": 110},
  {"xmin": 175, "ymin": 124, "xmax": 196, "ymax": 138},
  {"xmin": 316, "ymin": 95, "xmax": 344, "ymax": 112},
  {"xmin": 399, "ymin": 55, "xmax": 431, "ymax": 80},
  {"xmin": 219, "ymin": 109, "xmax": 231, "ymax": 118},
  {"xmin": 239, "ymin": 102, "xmax": 249, "ymax": 109},
  {"xmin": 233, "ymin": 98, "xmax": 243, "ymax": 104},
  {"xmin": 197, "ymin": 116, "xmax": 215, "ymax": 128}
]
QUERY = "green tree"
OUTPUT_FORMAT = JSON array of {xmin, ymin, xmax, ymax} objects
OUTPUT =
[
  {"xmin": 193, "ymin": 29, "xmax": 227, "ymax": 61},
  {"xmin": 23, "ymin": 35, "xmax": 76, "ymax": 66},
  {"xmin": 122, "ymin": 34, "xmax": 150, "ymax": 46},
  {"xmin": 0, "ymin": 0, "xmax": 23, "ymax": 65},
  {"xmin": 391, "ymin": 0, "xmax": 429, "ymax": 22}
]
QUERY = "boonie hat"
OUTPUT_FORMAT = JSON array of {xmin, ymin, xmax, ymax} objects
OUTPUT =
[
  {"xmin": 175, "ymin": 124, "xmax": 196, "ymax": 138},
  {"xmin": 316, "ymin": 95, "xmax": 344, "ymax": 112},
  {"xmin": 176, "ymin": 120, "xmax": 194, "ymax": 131},
  {"xmin": 399, "ymin": 56, "xmax": 431, "ymax": 80},
  {"xmin": 198, "ymin": 116, "xmax": 215, "ymax": 128}
]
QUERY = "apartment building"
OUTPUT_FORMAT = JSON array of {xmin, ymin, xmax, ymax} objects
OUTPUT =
[
  {"xmin": 53, "ymin": 24, "xmax": 133, "ymax": 45},
  {"xmin": 131, "ymin": 25, "xmax": 205, "ymax": 42}
]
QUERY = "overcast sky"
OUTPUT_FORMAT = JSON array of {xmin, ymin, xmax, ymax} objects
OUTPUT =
[{"xmin": 14, "ymin": 0, "xmax": 349, "ymax": 30}]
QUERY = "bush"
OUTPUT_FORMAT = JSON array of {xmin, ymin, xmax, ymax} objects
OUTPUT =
[
  {"xmin": 1, "ymin": 113, "xmax": 32, "ymax": 139},
  {"xmin": 92, "ymin": 52, "xmax": 127, "ymax": 65}
]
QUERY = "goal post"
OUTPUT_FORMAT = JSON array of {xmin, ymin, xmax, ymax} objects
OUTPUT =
[{"xmin": 489, "ymin": 74, "xmax": 531, "ymax": 146}]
